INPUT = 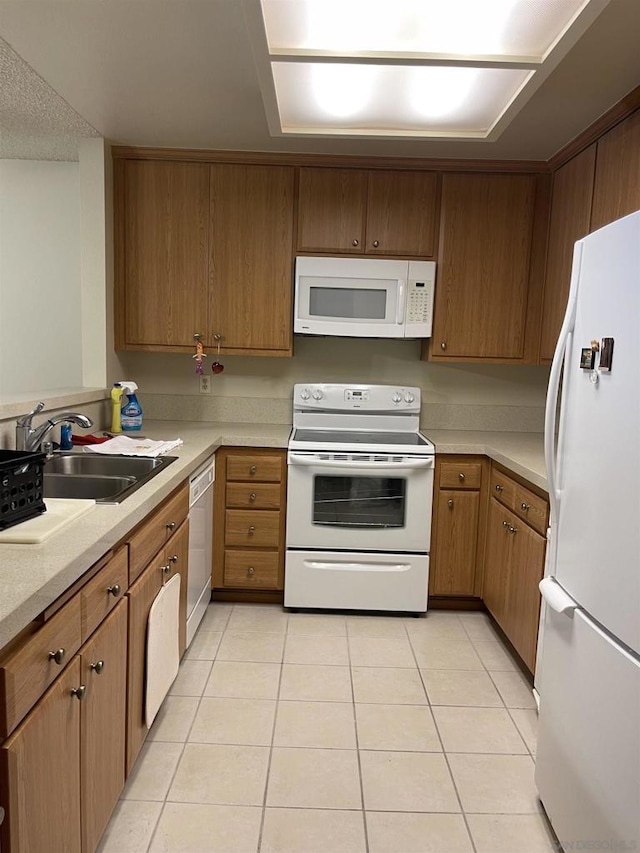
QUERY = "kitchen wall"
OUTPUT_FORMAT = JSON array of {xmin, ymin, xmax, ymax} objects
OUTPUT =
[{"xmin": 119, "ymin": 337, "xmax": 550, "ymax": 432}]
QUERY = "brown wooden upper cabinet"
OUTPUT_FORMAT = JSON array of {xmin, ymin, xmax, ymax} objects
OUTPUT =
[
  {"xmin": 297, "ymin": 167, "xmax": 439, "ymax": 257},
  {"xmin": 591, "ymin": 110, "xmax": 640, "ymax": 231},
  {"xmin": 115, "ymin": 159, "xmax": 210, "ymax": 350},
  {"xmin": 539, "ymin": 145, "xmax": 596, "ymax": 363},
  {"xmin": 209, "ymin": 163, "xmax": 295, "ymax": 356},
  {"xmin": 427, "ymin": 173, "xmax": 538, "ymax": 361}
]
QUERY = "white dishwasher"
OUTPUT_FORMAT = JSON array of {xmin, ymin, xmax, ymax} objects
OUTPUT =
[{"xmin": 186, "ymin": 457, "xmax": 214, "ymax": 647}]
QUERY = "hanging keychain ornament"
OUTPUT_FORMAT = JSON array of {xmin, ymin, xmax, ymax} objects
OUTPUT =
[
  {"xmin": 212, "ymin": 334, "xmax": 225, "ymax": 374},
  {"xmin": 192, "ymin": 334, "xmax": 207, "ymax": 375}
]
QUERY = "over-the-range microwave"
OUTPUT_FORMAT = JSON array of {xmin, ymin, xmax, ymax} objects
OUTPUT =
[{"xmin": 294, "ymin": 256, "xmax": 436, "ymax": 339}]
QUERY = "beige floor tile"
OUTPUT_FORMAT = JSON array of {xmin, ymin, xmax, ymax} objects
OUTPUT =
[
  {"xmin": 274, "ymin": 700, "xmax": 356, "ymax": 749},
  {"xmin": 448, "ymin": 753, "xmax": 539, "ymax": 813},
  {"xmin": 467, "ymin": 812, "xmax": 557, "ymax": 853},
  {"xmin": 352, "ymin": 666, "xmax": 427, "ymax": 705},
  {"xmin": 404, "ymin": 615, "xmax": 469, "ymax": 641},
  {"xmin": 267, "ymin": 747, "xmax": 361, "ymax": 809},
  {"xmin": 200, "ymin": 604, "xmax": 232, "ymax": 632},
  {"xmin": 366, "ymin": 812, "xmax": 473, "ymax": 853},
  {"xmin": 121, "ymin": 742, "xmax": 184, "ymax": 801},
  {"xmin": 189, "ymin": 697, "xmax": 276, "ymax": 746},
  {"xmin": 169, "ymin": 660, "xmax": 213, "ymax": 697},
  {"xmin": 217, "ymin": 631, "xmax": 285, "ymax": 663},
  {"xmin": 347, "ymin": 615, "xmax": 407, "ymax": 638},
  {"xmin": 204, "ymin": 660, "xmax": 281, "ymax": 700},
  {"xmin": 489, "ymin": 670, "xmax": 537, "ymax": 708},
  {"xmin": 97, "ymin": 800, "xmax": 163, "ymax": 852},
  {"xmin": 226, "ymin": 605, "xmax": 288, "ymax": 634},
  {"xmin": 433, "ymin": 706, "xmax": 528, "ymax": 754},
  {"xmin": 356, "ymin": 703, "xmax": 441, "ymax": 752},
  {"xmin": 422, "ymin": 669, "xmax": 503, "ymax": 707},
  {"xmin": 286, "ymin": 613, "xmax": 347, "ymax": 636},
  {"xmin": 149, "ymin": 802, "xmax": 262, "ymax": 852},
  {"xmin": 460, "ymin": 617, "xmax": 501, "ymax": 642},
  {"xmin": 472, "ymin": 640, "xmax": 519, "ymax": 671},
  {"xmin": 348, "ymin": 636, "xmax": 415, "ymax": 667},
  {"xmin": 279, "ymin": 664, "xmax": 352, "ymax": 702},
  {"xmin": 360, "ymin": 751, "xmax": 459, "ymax": 812},
  {"xmin": 510, "ymin": 708, "xmax": 538, "ymax": 755},
  {"xmin": 412, "ymin": 638, "xmax": 484, "ymax": 670},
  {"xmin": 168, "ymin": 743, "xmax": 269, "ymax": 805},
  {"xmin": 283, "ymin": 635, "xmax": 349, "ymax": 665},
  {"xmin": 184, "ymin": 630, "xmax": 223, "ymax": 661},
  {"xmin": 148, "ymin": 696, "xmax": 200, "ymax": 742},
  {"xmin": 261, "ymin": 808, "xmax": 366, "ymax": 853}
]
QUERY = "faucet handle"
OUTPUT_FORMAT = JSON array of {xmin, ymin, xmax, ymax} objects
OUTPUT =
[{"xmin": 16, "ymin": 401, "xmax": 45, "ymax": 428}]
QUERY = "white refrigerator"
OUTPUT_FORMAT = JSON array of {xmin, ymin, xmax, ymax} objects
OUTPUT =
[{"xmin": 535, "ymin": 210, "xmax": 640, "ymax": 845}]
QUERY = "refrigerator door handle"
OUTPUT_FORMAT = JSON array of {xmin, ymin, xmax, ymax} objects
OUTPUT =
[{"xmin": 539, "ymin": 577, "xmax": 577, "ymax": 617}]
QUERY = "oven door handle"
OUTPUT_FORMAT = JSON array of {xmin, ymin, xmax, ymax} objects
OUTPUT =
[{"xmin": 288, "ymin": 453, "xmax": 434, "ymax": 470}]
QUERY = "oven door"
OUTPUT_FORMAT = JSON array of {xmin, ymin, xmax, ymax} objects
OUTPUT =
[{"xmin": 286, "ymin": 451, "xmax": 434, "ymax": 553}]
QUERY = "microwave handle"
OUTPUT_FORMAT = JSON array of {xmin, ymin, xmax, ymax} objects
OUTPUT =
[{"xmin": 396, "ymin": 279, "xmax": 406, "ymax": 324}]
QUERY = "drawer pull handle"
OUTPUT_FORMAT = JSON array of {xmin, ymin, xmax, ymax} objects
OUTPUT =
[
  {"xmin": 48, "ymin": 648, "xmax": 66, "ymax": 665},
  {"xmin": 458, "ymin": 473, "xmax": 465, "ymax": 481},
  {"xmin": 372, "ymin": 240, "xmax": 379, "ymax": 248},
  {"xmin": 107, "ymin": 583, "xmax": 121, "ymax": 597},
  {"xmin": 249, "ymin": 465, "xmax": 257, "ymax": 474},
  {"xmin": 90, "ymin": 660, "xmax": 105, "ymax": 674},
  {"xmin": 247, "ymin": 566, "xmax": 255, "ymax": 576},
  {"xmin": 520, "ymin": 502, "xmax": 530, "ymax": 511},
  {"xmin": 161, "ymin": 564, "xmax": 171, "ymax": 574},
  {"xmin": 166, "ymin": 521, "xmax": 176, "ymax": 532},
  {"xmin": 70, "ymin": 685, "xmax": 86, "ymax": 701},
  {"xmin": 440, "ymin": 342, "xmax": 447, "ymax": 351},
  {"xmin": 352, "ymin": 239, "xmax": 359, "ymax": 247},
  {"xmin": 248, "ymin": 526, "xmax": 256, "ymax": 535},
  {"xmin": 447, "ymin": 499, "xmax": 454, "ymax": 509},
  {"xmin": 508, "ymin": 525, "xmax": 518, "ymax": 535},
  {"xmin": 168, "ymin": 554, "xmax": 179, "ymax": 564},
  {"xmin": 249, "ymin": 492, "xmax": 257, "ymax": 501},
  {"xmin": 495, "ymin": 484, "xmax": 503, "ymax": 492}
]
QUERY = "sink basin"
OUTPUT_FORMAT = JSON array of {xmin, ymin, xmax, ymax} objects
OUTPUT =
[{"xmin": 43, "ymin": 453, "xmax": 178, "ymax": 503}]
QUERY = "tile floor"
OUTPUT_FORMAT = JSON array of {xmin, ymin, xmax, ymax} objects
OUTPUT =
[{"xmin": 98, "ymin": 604, "xmax": 556, "ymax": 853}]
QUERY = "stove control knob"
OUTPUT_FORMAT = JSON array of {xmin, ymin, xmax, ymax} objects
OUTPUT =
[
  {"xmin": 404, "ymin": 392, "xmax": 415, "ymax": 404},
  {"xmin": 312, "ymin": 389, "xmax": 324, "ymax": 401},
  {"xmin": 392, "ymin": 392, "xmax": 402, "ymax": 403},
  {"xmin": 300, "ymin": 388, "xmax": 310, "ymax": 400}
]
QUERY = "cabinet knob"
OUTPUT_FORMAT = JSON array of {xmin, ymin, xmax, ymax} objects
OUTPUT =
[
  {"xmin": 249, "ymin": 492, "xmax": 257, "ymax": 501},
  {"xmin": 249, "ymin": 465, "xmax": 257, "ymax": 474},
  {"xmin": 166, "ymin": 521, "xmax": 176, "ymax": 532},
  {"xmin": 352, "ymin": 239, "xmax": 359, "ymax": 247},
  {"xmin": 107, "ymin": 583, "xmax": 121, "ymax": 597},
  {"xmin": 447, "ymin": 499, "xmax": 454, "ymax": 509},
  {"xmin": 161, "ymin": 564, "xmax": 171, "ymax": 574},
  {"xmin": 247, "ymin": 566, "xmax": 255, "ymax": 576},
  {"xmin": 520, "ymin": 502, "xmax": 530, "ymax": 511},
  {"xmin": 70, "ymin": 686, "xmax": 86, "ymax": 701},
  {"xmin": 48, "ymin": 648, "xmax": 66, "ymax": 665},
  {"xmin": 168, "ymin": 554, "xmax": 179, "ymax": 564},
  {"xmin": 214, "ymin": 333, "xmax": 222, "ymax": 342},
  {"xmin": 90, "ymin": 660, "xmax": 105, "ymax": 674},
  {"xmin": 508, "ymin": 525, "xmax": 518, "ymax": 535},
  {"xmin": 248, "ymin": 526, "xmax": 256, "ymax": 535},
  {"xmin": 458, "ymin": 473, "xmax": 465, "ymax": 481},
  {"xmin": 502, "ymin": 520, "xmax": 510, "ymax": 529},
  {"xmin": 440, "ymin": 342, "xmax": 447, "ymax": 351},
  {"xmin": 495, "ymin": 484, "xmax": 504, "ymax": 492},
  {"xmin": 372, "ymin": 240, "xmax": 379, "ymax": 248}
]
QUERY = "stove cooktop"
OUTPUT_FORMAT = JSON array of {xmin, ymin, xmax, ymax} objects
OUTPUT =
[{"xmin": 289, "ymin": 428, "xmax": 435, "ymax": 455}]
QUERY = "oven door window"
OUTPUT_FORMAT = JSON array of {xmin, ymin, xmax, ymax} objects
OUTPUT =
[{"xmin": 313, "ymin": 474, "xmax": 406, "ymax": 528}]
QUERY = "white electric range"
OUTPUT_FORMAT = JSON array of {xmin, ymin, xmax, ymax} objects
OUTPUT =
[{"xmin": 285, "ymin": 383, "xmax": 435, "ymax": 613}]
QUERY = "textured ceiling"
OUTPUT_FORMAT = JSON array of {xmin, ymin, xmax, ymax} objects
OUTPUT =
[
  {"xmin": 0, "ymin": 38, "xmax": 99, "ymax": 160},
  {"xmin": 0, "ymin": 0, "xmax": 639, "ymax": 162}
]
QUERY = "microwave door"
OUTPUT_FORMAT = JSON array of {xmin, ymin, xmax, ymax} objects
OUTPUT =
[{"xmin": 295, "ymin": 275, "xmax": 402, "ymax": 337}]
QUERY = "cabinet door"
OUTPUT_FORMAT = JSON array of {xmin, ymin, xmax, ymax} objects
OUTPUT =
[
  {"xmin": 210, "ymin": 164, "xmax": 295, "ymax": 355},
  {"xmin": 125, "ymin": 554, "xmax": 163, "ymax": 775},
  {"xmin": 432, "ymin": 173, "xmax": 536, "ymax": 359},
  {"xmin": 539, "ymin": 146, "xmax": 596, "ymax": 362},
  {"xmin": 297, "ymin": 167, "xmax": 367, "ymax": 253},
  {"xmin": 164, "ymin": 519, "xmax": 190, "ymax": 658},
  {"xmin": 117, "ymin": 160, "xmax": 209, "ymax": 348},
  {"xmin": 0, "ymin": 658, "xmax": 81, "ymax": 853},
  {"xmin": 591, "ymin": 110, "xmax": 640, "ymax": 231},
  {"xmin": 430, "ymin": 490, "xmax": 480, "ymax": 595},
  {"xmin": 366, "ymin": 170, "xmax": 438, "ymax": 257},
  {"xmin": 505, "ymin": 520, "xmax": 546, "ymax": 673},
  {"xmin": 81, "ymin": 600, "xmax": 128, "ymax": 853},
  {"xmin": 482, "ymin": 498, "xmax": 512, "ymax": 630}
]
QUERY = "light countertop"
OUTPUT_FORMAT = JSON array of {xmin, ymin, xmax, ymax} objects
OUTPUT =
[{"xmin": 0, "ymin": 421, "xmax": 544, "ymax": 649}]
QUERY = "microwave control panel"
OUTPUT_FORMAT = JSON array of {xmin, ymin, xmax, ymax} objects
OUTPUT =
[{"xmin": 405, "ymin": 261, "xmax": 436, "ymax": 337}]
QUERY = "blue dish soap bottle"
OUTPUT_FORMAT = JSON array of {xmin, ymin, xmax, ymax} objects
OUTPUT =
[{"xmin": 119, "ymin": 381, "xmax": 143, "ymax": 432}]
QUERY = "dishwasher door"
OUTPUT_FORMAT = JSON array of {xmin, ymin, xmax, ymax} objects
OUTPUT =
[{"xmin": 186, "ymin": 457, "xmax": 214, "ymax": 648}]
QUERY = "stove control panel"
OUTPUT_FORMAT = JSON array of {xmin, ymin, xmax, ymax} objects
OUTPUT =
[
  {"xmin": 294, "ymin": 384, "xmax": 421, "ymax": 413},
  {"xmin": 345, "ymin": 389, "xmax": 370, "ymax": 402}
]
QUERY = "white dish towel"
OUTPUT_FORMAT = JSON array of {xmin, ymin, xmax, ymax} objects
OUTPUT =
[
  {"xmin": 85, "ymin": 435, "xmax": 183, "ymax": 457},
  {"xmin": 145, "ymin": 573, "xmax": 180, "ymax": 727}
]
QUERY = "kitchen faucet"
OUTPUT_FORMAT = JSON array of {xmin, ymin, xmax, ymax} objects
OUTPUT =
[{"xmin": 15, "ymin": 402, "xmax": 94, "ymax": 452}]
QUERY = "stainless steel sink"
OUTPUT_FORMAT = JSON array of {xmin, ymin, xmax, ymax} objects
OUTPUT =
[{"xmin": 43, "ymin": 453, "xmax": 178, "ymax": 503}]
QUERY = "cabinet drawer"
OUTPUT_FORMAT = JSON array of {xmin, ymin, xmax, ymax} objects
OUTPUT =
[
  {"xmin": 439, "ymin": 461, "xmax": 482, "ymax": 490},
  {"xmin": 128, "ymin": 484, "xmax": 189, "ymax": 583},
  {"xmin": 225, "ymin": 510, "xmax": 280, "ymax": 548},
  {"xmin": 513, "ymin": 485, "xmax": 548, "ymax": 535},
  {"xmin": 0, "ymin": 595, "xmax": 82, "ymax": 738},
  {"xmin": 224, "ymin": 550, "xmax": 280, "ymax": 588},
  {"xmin": 226, "ymin": 482, "xmax": 281, "ymax": 510},
  {"xmin": 490, "ymin": 468, "xmax": 517, "ymax": 508},
  {"xmin": 81, "ymin": 547, "xmax": 128, "ymax": 642},
  {"xmin": 226, "ymin": 455, "xmax": 282, "ymax": 483}
]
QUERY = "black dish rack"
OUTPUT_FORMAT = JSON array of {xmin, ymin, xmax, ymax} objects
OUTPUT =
[{"xmin": 0, "ymin": 449, "xmax": 47, "ymax": 530}]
